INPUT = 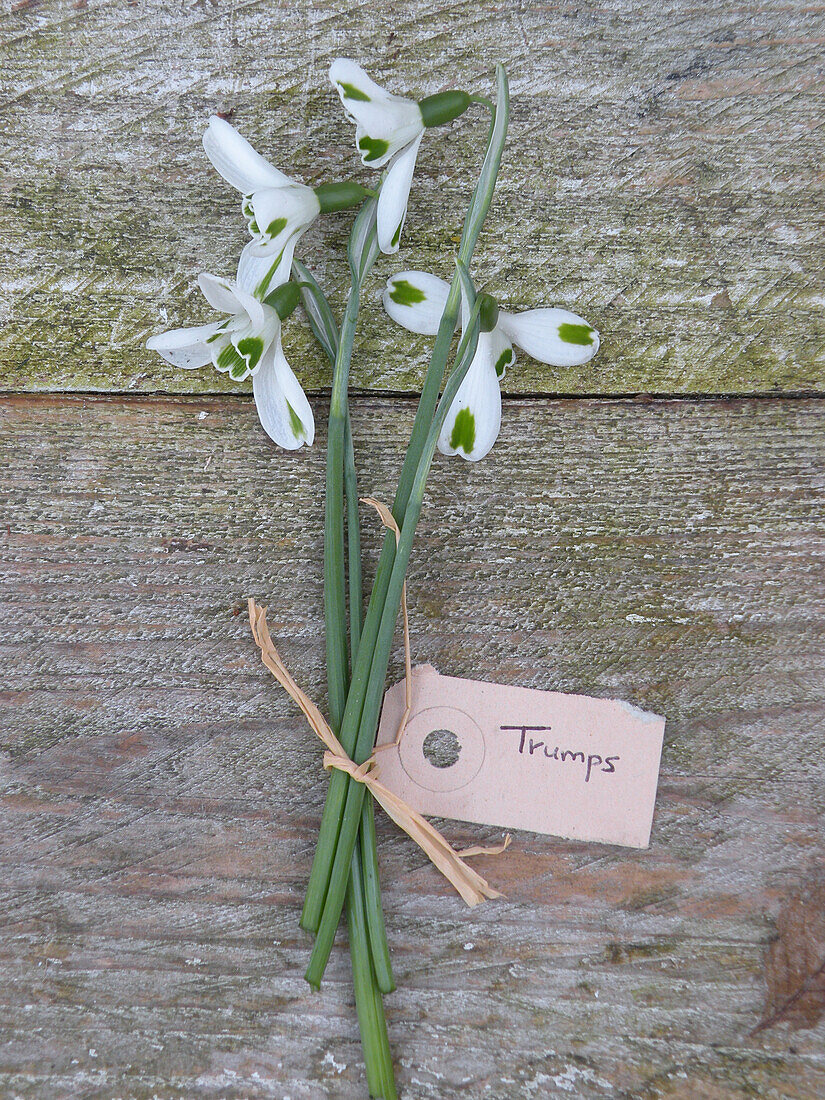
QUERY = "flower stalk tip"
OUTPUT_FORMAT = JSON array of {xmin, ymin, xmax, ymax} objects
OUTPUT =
[{"xmin": 263, "ymin": 280, "xmax": 301, "ymax": 319}]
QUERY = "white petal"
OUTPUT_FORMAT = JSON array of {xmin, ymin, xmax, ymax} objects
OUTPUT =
[
  {"xmin": 247, "ymin": 187, "xmax": 319, "ymax": 272},
  {"xmin": 243, "ymin": 235, "xmax": 290, "ymax": 260},
  {"xmin": 237, "ymin": 237, "xmax": 297, "ymax": 299},
  {"xmin": 252, "ymin": 335, "xmax": 315, "ymax": 449},
  {"xmin": 376, "ymin": 134, "xmax": 423, "ymax": 253},
  {"xmin": 146, "ymin": 321, "xmax": 223, "ymax": 369},
  {"xmin": 198, "ymin": 272, "xmax": 266, "ymax": 331},
  {"xmin": 250, "ymin": 185, "xmax": 320, "ymax": 239},
  {"xmin": 231, "ymin": 284, "xmax": 266, "ymax": 331},
  {"xmin": 383, "ymin": 270, "xmax": 450, "ymax": 335},
  {"xmin": 498, "ymin": 308, "xmax": 600, "ymax": 368},
  {"xmin": 197, "ymin": 273, "xmax": 244, "ymax": 315},
  {"xmin": 209, "ymin": 330, "xmax": 250, "ymax": 381},
  {"xmin": 329, "ymin": 59, "xmax": 423, "ymax": 167},
  {"xmin": 329, "ymin": 59, "xmax": 400, "ymax": 107},
  {"xmin": 488, "ymin": 326, "xmax": 516, "ymax": 380},
  {"xmin": 437, "ymin": 332, "xmax": 502, "ymax": 461},
  {"xmin": 203, "ymin": 116, "xmax": 292, "ymax": 194},
  {"xmin": 230, "ymin": 305, "xmax": 280, "ymax": 376}
]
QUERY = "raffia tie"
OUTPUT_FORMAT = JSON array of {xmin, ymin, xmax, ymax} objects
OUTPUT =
[{"xmin": 248, "ymin": 598, "xmax": 509, "ymax": 907}]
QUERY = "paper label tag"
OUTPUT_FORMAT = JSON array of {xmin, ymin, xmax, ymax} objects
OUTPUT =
[{"xmin": 375, "ymin": 666, "xmax": 665, "ymax": 849}]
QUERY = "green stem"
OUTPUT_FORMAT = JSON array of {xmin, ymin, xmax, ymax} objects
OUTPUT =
[
  {"xmin": 469, "ymin": 92, "xmax": 495, "ymax": 112},
  {"xmin": 344, "ymin": 349, "xmax": 395, "ymax": 997},
  {"xmin": 360, "ymin": 794, "xmax": 394, "ymax": 992},
  {"xmin": 295, "ymin": 251, "xmax": 394, "ymax": 992},
  {"xmin": 323, "ymin": 282, "xmax": 358, "ymax": 734},
  {"xmin": 301, "ymin": 204, "xmax": 380, "ymax": 935},
  {"xmin": 300, "ymin": 284, "xmax": 359, "ymax": 937},
  {"xmin": 343, "ymin": 385, "xmax": 396, "ymax": 1092},
  {"xmin": 344, "ymin": 410, "xmax": 362, "ymax": 663},
  {"xmin": 346, "ymin": 844, "xmax": 397, "ymax": 1099},
  {"xmin": 305, "ymin": 299, "xmax": 484, "ymax": 988},
  {"xmin": 301, "ymin": 65, "xmax": 509, "ymax": 959},
  {"xmin": 299, "ymin": 207, "xmax": 396, "ymax": 1086}
]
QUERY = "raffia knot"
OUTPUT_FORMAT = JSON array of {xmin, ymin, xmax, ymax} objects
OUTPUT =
[{"xmin": 248, "ymin": 598, "xmax": 509, "ymax": 908}]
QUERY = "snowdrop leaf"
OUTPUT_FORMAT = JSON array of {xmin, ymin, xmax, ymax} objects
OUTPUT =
[{"xmin": 293, "ymin": 260, "xmax": 340, "ymax": 366}]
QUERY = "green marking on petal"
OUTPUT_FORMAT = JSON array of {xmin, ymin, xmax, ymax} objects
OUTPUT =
[
  {"xmin": 242, "ymin": 198, "xmax": 260, "ymax": 235},
  {"xmin": 206, "ymin": 320, "xmax": 231, "ymax": 344},
  {"xmin": 286, "ymin": 400, "xmax": 305, "ymax": 440},
  {"xmin": 389, "ymin": 278, "xmax": 426, "ymax": 306},
  {"xmin": 339, "ymin": 81, "xmax": 370, "ymax": 102},
  {"xmin": 391, "ymin": 221, "xmax": 403, "ymax": 248},
  {"xmin": 558, "ymin": 322, "xmax": 594, "ymax": 346},
  {"xmin": 449, "ymin": 408, "xmax": 476, "ymax": 454},
  {"xmin": 229, "ymin": 361, "xmax": 248, "ymax": 380},
  {"xmin": 494, "ymin": 347, "xmax": 513, "ymax": 379},
  {"xmin": 265, "ymin": 216, "xmax": 288, "ymax": 239},
  {"xmin": 254, "ymin": 249, "xmax": 285, "ymax": 300},
  {"xmin": 358, "ymin": 135, "xmax": 390, "ymax": 162},
  {"xmin": 216, "ymin": 343, "xmax": 247, "ymax": 376},
  {"xmin": 237, "ymin": 336, "xmax": 264, "ymax": 369}
]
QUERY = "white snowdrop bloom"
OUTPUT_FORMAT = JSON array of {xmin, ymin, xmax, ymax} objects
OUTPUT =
[
  {"xmin": 330, "ymin": 60, "xmax": 473, "ymax": 254},
  {"xmin": 146, "ymin": 269, "xmax": 314, "ymax": 451},
  {"xmin": 203, "ymin": 116, "xmax": 322, "ymax": 299},
  {"xmin": 383, "ymin": 270, "xmax": 600, "ymax": 461}
]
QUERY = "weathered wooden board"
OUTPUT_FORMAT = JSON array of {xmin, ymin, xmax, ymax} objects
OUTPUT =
[
  {"xmin": 1, "ymin": 0, "xmax": 823, "ymax": 396},
  {"xmin": 2, "ymin": 393, "xmax": 824, "ymax": 1098}
]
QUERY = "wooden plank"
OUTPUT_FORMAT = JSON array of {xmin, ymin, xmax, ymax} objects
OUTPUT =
[
  {"xmin": 1, "ymin": 392, "xmax": 824, "ymax": 1097},
  {"xmin": 1, "ymin": 1, "xmax": 823, "ymax": 396}
]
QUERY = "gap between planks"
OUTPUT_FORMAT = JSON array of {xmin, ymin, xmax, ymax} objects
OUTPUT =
[{"xmin": 2, "ymin": 390, "xmax": 825, "ymax": 408}]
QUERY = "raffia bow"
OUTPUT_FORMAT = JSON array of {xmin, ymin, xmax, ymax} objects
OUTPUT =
[{"xmin": 248, "ymin": 598, "xmax": 509, "ymax": 906}]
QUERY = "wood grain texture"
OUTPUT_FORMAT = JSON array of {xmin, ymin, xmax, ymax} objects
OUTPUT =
[
  {"xmin": 1, "ymin": 0, "xmax": 823, "ymax": 396},
  {"xmin": 2, "ymin": 392, "xmax": 824, "ymax": 1098}
]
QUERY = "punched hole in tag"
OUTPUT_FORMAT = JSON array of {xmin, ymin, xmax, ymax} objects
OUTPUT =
[
  {"xmin": 422, "ymin": 728, "xmax": 462, "ymax": 769},
  {"xmin": 398, "ymin": 705, "xmax": 485, "ymax": 793}
]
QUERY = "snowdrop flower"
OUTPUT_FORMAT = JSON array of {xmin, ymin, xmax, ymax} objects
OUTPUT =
[
  {"xmin": 329, "ymin": 60, "xmax": 473, "ymax": 254},
  {"xmin": 203, "ymin": 116, "xmax": 369, "ymax": 298},
  {"xmin": 146, "ymin": 270, "xmax": 314, "ymax": 450},
  {"xmin": 383, "ymin": 271, "xmax": 600, "ymax": 461}
]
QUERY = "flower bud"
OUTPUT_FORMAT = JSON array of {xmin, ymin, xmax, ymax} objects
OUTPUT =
[
  {"xmin": 314, "ymin": 181, "xmax": 372, "ymax": 213},
  {"xmin": 264, "ymin": 281, "xmax": 301, "ymax": 320},
  {"xmin": 418, "ymin": 90, "xmax": 472, "ymax": 128}
]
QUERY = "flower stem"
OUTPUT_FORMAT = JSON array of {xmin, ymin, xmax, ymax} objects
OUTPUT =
[
  {"xmin": 346, "ymin": 842, "xmax": 397, "ymax": 1099},
  {"xmin": 469, "ymin": 92, "xmax": 495, "ymax": 113},
  {"xmin": 344, "ymin": 413, "xmax": 396, "ymax": 1096},
  {"xmin": 301, "ymin": 202, "xmax": 396, "ymax": 1088},
  {"xmin": 300, "ymin": 200, "xmax": 383, "ymax": 933},
  {"xmin": 291, "ymin": 250, "xmax": 395, "ymax": 1087},
  {"xmin": 323, "ymin": 282, "xmax": 359, "ymax": 734},
  {"xmin": 360, "ymin": 793, "xmax": 394, "ymax": 992},
  {"xmin": 305, "ymin": 297, "xmax": 484, "ymax": 988},
  {"xmin": 345, "ymin": 341, "xmax": 395, "ymax": 997},
  {"xmin": 301, "ymin": 67, "xmax": 510, "ymax": 978},
  {"xmin": 344, "ymin": 409, "xmax": 362, "ymax": 662}
]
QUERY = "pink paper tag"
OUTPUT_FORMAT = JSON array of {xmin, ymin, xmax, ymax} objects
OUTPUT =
[{"xmin": 375, "ymin": 666, "xmax": 665, "ymax": 849}]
